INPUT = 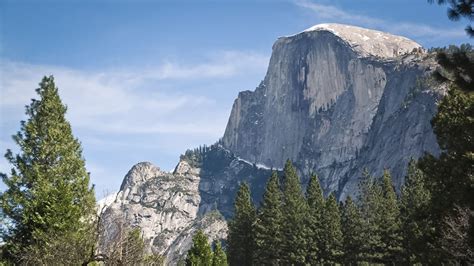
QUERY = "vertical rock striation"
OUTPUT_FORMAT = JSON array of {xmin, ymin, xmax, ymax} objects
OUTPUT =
[
  {"xmin": 222, "ymin": 23, "xmax": 441, "ymax": 198},
  {"xmin": 100, "ymin": 24, "xmax": 444, "ymax": 264}
]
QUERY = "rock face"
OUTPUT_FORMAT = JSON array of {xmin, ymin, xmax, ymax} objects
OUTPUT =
[
  {"xmin": 100, "ymin": 23, "xmax": 444, "ymax": 264},
  {"xmin": 99, "ymin": 161, "xmax": 227, "ymax": 264},
  {"xmin": 221, "ymin": 23, "xmax": 441, "ymax": 198}
]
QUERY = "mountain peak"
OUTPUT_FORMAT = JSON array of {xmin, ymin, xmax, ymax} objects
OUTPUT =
[{"xmin": 297, "ymin": 23, "xmax": 422, "ymax": 58}]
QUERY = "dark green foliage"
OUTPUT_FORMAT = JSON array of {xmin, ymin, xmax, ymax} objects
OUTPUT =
[
  {"xmin": 428, "ymin": 0, "xmax": 474, "ymax": 37},
  {"xmin": 420, "ymin": 87, "xmax": 474, "ymax": 215},
  {"xmin": 358, "ymin": 171, "xmax": 384, "ymax": 262},
  {"xmin": 400, "ymin": 160, "xmax": 434, "ymax": 264},
  {"xmin": 341, "ymin": 196, "xmax": 365, "ymax": 264},
  {"xmin": 358, "ymin": 171, "xmax": 403, "ymax": 263},
  {"xmin": 419, "ymin": 60, "xmax": 474, "ymax": 261},
  {"xmin": 319, "ymin": 194, "xmax": 343, "ymax": 264},
  {"xmin": 0, "ymin": 76, "xmax": 96, "ymax": 264},
  {"xmin": 305, "ymin": 174, "xmax": 324, "ymax": 264},
  {"xmin": 227, "ymin": 182, "xmax": 256, "ymax": 266},
  {"xmin": 186, "ymin": 230, "xmax": 214, "ymax": 266},
  {"xmin": 254, "ymin": 172, "xmax": 283, "ymax": 265},
  {"xmin": 432, "ymin": 44, "xmax": 474, "ymax": 92},
  {"xmin": 280, "ymin": 160, "xmax": 308, "ymax": 265},
  {"xmin": 212, "ymin": 242, "xmax": 227, "ymax": 266},
  {"xmin": 379, "ymin": 171, "xmax": 403, "ymax": 263}
]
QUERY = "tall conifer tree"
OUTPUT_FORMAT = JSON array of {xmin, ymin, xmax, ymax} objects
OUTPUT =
[
  {"xmin": 280, "ymin": 160, "xmax": 308, "ymax": 265},
  {"xmin": 254, "ymin": 172, "xmax": 283, "ymax": 265},
  {"xmin": 400, "ymin": 160, "xmax": 434, "ymax": 264},
  {"xmin": 379, "ymin": 171, "xmax": 403, "ymax": 263},
  {"xmin": 358, "ymin": 170, "xmax": 384, "ymax": 262},
  {"xmin": 305, "ymin": 174, "xmax": 324, "ymax": 264},
  {"xmin": 0, "ymin": 76, "xmax": 96, "ymax": 264},
  {"xmin": 341, "ymin": 196, "xmax": 364, "ymax": 264},
  {"xmin": 212, "ymin": 242, "xmax": 227, "ymax": 266},
  {"xmin": 319, "ymin": 194, "xmax": 343, "ymax": 264},
  {"xmin": 227, "ymin": 182, "xmax": 256, "ymax": 266},
  {"xmin": 186, "ymin": 230, "xmax": 213, "ymax": 266}
]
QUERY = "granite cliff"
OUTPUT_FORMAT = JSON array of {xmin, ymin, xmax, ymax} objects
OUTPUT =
[
  {"xmin": 99, "ymin": 24, "xmax": 443, "ymax": 264},
  {"xmin": 222, "ymin": 23, "xmax": 441, "ymax": 197}
]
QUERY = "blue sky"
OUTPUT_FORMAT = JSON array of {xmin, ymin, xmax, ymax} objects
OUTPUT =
[{"xmin": 0, "ymin": 0, "xmax": 471, "ymax": 198}]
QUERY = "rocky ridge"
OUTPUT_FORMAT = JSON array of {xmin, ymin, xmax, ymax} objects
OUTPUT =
[
  {"xmin": 98, "ymin": 161, "xmax": 227, "ymax": 264},
  {"xmin": 100, "ymin": 23, "xmax": 444, "ymax": 264},
  {"xmin": 221, "ymin": 24, "xmax": 441, "ymax": 197}
]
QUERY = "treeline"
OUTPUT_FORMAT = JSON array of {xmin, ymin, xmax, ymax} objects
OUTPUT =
[
  {"xmin": 225, "ymin": 160, "xmax": 432, "ymax": 265},
  {"xmin": 222, "ymin": 43, "xmax": 474, "ymax": 265}
]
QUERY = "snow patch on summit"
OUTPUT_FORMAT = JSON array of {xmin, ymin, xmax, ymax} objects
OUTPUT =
[{"xmin": 300, "ymin": 23, "xmax": 423, "ymax": 59}]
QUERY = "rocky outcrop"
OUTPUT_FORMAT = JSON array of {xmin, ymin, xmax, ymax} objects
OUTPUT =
[
  {"xmin": 99, "ymin": 161, "xmax": 227, "ymax": 264},
  {"xmin": 222, "ymin": 23, "xmax": 441, "ymax": 198},
  {"xmin": 100, "ymin": 23, "xmax": 444, "ymax": 264}
]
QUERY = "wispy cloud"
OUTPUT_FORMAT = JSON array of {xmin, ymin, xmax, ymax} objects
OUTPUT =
[
  {"xmin": 0, "ymin": 50, "xmax": 269, "ymax": 137},
  {"xmin": 294, "ymin": 0, "xmax": 465, "ymax": 42},
  {"xmin": 0, "ymin": 50, "xmax": 269, "ymax": 193},
  {"xmin": 145, "ymin": 51, "xmax": 269, "ymax": 80}
]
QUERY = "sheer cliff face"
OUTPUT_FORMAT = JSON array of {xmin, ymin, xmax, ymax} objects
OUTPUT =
[
  {"xmin": 100, "ymin": 24, "xmax": 444, "ymax": 262},
  {"xmin": 222, "ymin": 24, "xmax": 441, "ymax": 197}
]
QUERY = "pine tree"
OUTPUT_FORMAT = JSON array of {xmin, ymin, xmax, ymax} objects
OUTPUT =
[
  {"xmin": 358, "ymin": 170, "xmax": 383, "ymax": 263},
  {"xmin": 400, "ymin": 160, "xmax": 434, "ymax": 264},
  {"xmin": 227, "ymin": 182, "xmax": 256, "ymax": 266},
  {"xmin": 319, "ymin": 193, "xmax": 343, "ymax": 264},
  {"xmin": 0, "ymin": 76, "xmax": 96, "ymax": 264},
  {"xmin": 419, "ymin": 45, "xmax": 474, "ymax": 263},
  {"xmin": 305, "ymin": 173, "xmax": 324, "ymax": 264},
  {"xmin": 429, "ymin": 0, "xmax": 474, "ymax": 37},
  {"xmin": 379, "ymin": 170, "xmax": 403, "ymax": 263},
  {"xmin": 341, "ymin": 196, "xmax": 364, "ymax": 264},
  {"xmin": 280, "ymin": 160, "xmax": 308, "ymax": 265},
  {"xmin": 431, "ymin": 44, "xmax": 474, "ymax": 92},
  {"xmin": 212, "ymin": 242, "xmax": 228, "ymax": 266},
  {"xmin": 254, "ymin": 172, "xmax": 283, "ymax": 265},
  {"xmin": 186, "ymin": 230, "xmax": 213, "ymax": 266}
]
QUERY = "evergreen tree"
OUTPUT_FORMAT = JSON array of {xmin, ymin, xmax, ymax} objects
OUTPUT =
[
  {"xmin": 227, "ymin": 182, "xmax": 256, "ymax": 266},
  {"xmin": 341, "ymin": 196, "xmax": 364, "ymax": 264},
  {"xmin": 419, "ymin": 87, "xmax": 474, "ymax": 262},
  {"xmin": 432, "ymin": 44, "xmax": 473, "ymax": 92},
  {"xmin": 379, "ymin": 171, "xmax": 403, "ymax": 263},
  {"xmin": 319, "ymin": 193, "xmax": 343, "ymax": 264},
  {"xmin": 186, "ymin": 230, "xmax": 213, "ymax": 266},
  {"xmin": 280, "ymin": 160, "xmax": 308, "ymax": 265},
  {"xmin": 305, "ymin": 174, "xmax": 324, "ymax": 264},
  {"xmin": 0, "ymin": 76, "xmax": 96, "ymax": 264},
  {"xmin": 418, "ymin": 45, "xmax": 474, "ymax": 262},
  {"xmin": 429, "ymin": 0, "xmax": 474, "ymax": 37},
  {"xmin": 254, "ymin": 172, "xmax": 283, "ymax": 265},
  {"xmin": 212, "ymin": 242, "xmax": 228, "ymax": 266},
  {"xmin": 358, "ymin": 170, "xmax": 384, "ymax": 263},
  {"xmin": 400, "ymin": 160, "xmax": 434, "ymax": 264}
]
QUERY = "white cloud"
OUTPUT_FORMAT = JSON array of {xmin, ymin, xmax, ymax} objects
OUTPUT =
[
  {"xmin": 0, "ymin": 50, "xmax": 269, "ymax": 194},
  {"xmin": 294, "ymin": 0, "xmax": 465, "ymax": 41},
  {"xmin": 148, "ymin": 51, "xmax": 269, "ymax": 80},
  {"xmin": 0, "ymin": 50, "xmax": 268, "ymax": 138}
]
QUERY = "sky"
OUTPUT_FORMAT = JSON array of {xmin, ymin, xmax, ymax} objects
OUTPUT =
[{"xmin": 0, "ymin": 0, "xmax": 471, "ymax": 199}]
